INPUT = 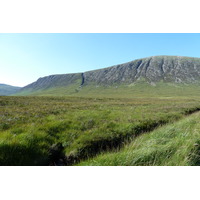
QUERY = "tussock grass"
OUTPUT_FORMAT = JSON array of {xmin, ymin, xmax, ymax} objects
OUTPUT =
[
  {"xmin": 0, "ymin": 96, "xmax": 200, "ymax": 165},
  {"xmin": 79, "ymin": 112, "xmax": 200, "ymax": 166}
]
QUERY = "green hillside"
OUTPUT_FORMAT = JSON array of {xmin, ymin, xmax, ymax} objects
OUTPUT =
[{"xmin": 15, "ymin": 81, "xmax": 200, "ymax": 98}]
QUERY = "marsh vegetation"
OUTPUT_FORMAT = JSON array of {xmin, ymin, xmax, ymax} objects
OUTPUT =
[{"xmin": 0, "ymin": 95, "xmax": 200, "ymax": 165}]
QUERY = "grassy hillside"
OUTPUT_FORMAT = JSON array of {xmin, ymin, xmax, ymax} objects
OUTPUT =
[
  {"xmin": 1, "ymin": 95, "xmax": 200, "ymax": 165},
  {"xmin": 15, "ymin": 81, "xmax": 200, "ymax": 98},
  {"xmin": 79, "ymin": 111, "xmax": 200, "ymax": 166},
  {"xmin": 0, "ymin": 84, "xmax": 21, "ymax": 96}
]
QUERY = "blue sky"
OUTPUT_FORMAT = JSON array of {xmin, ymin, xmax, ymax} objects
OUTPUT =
[{"xmin": 1, "ymin": 33, "xmax": 200, "ymax": 87}]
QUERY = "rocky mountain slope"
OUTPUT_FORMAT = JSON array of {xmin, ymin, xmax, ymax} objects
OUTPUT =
[
  {"xmin": 84, "ymin": 56, "xmax": 200, "ymax": 85},
  {"xmin": 21, "ymin": 73, "xmax": 81, "ymax": 91},
  {"xmin": 18, "ymin": 56, "xmax": 200, "ymax": 95},
  {"xmin": 0, "ymin": 84, "xmax": 21, "ymax": 96}
]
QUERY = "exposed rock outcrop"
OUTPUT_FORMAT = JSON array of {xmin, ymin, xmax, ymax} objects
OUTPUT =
[{"xmin": 84, "ymin": 56, "xmax": 200, "ymax": 85}]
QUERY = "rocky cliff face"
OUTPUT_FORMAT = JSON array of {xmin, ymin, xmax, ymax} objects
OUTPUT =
[
  {"xmin": 84, "ymin": 56, "xmax": 200, "ymax": 85},
  {"xmin": 19, "ymin": 56, "xmax": 200, "ymax": 93}
]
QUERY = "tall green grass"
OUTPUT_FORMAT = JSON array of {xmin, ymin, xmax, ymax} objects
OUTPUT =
[
  {"xmin": 79, "ymin": 112, "xmax": 200, "ymax": 166},
  {"xmin": 0, "ymin": 96, "xmax": 200, "ymax": 165}
]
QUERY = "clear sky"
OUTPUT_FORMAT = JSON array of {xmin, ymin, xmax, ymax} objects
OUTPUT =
[{"xmin": 1, "ymin": 33, "xmax": 200, "ymax": 87}]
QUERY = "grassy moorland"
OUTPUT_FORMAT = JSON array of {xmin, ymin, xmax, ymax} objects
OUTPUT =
[
  {"xmin": 1, "ymin": 95, "xmax": 200, "ymax": 165},
  {"xmin": 79, "ymin": 111, "xmax": 200, "ymax": 166}
]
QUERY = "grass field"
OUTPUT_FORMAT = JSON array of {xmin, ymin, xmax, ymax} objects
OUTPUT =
[
  {"xmin": 1, "ymin": 95, "xmax": 200, "ymax": 165},
  {"xmin": 79, "ymin": 111, "xmax": 200, "ymax": 166}
]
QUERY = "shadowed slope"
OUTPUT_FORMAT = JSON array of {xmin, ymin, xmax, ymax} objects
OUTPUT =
[{"xmin": 0, "ymin": 84, "xmax": 21, "ymax": 96}]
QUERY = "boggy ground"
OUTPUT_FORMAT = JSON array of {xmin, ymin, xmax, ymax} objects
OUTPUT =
[{"xmin": 0, "ymin": 96, "xmax": 200, "ymax": 165}]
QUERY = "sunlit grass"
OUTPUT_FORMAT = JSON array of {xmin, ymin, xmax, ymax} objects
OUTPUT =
[
  {"xmin": 0, "ymin": 95, "xmax": 200, "ymax": 165},
  {"xmin": 79, "ymin": 112, "xmax": 200, "ymax": 166}
]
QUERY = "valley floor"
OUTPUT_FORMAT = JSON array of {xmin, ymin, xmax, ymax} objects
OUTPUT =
[{"xmin": 0, "ymin": 95, "xmax": 200, "ymax": 166}]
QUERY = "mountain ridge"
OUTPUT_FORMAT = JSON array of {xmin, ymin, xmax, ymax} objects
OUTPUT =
[{"xmin": 17, "ymin": 55, "xmax": 200, "ymax": 96}]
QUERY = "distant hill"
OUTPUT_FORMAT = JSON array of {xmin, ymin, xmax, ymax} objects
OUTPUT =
[
  {"xmin": 0, "ymin": 84, "xmax": 21, "ymax": 96},
  {"xmin": 16, "ymin": 56, "xmax": 200, "ymax": 97}
]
